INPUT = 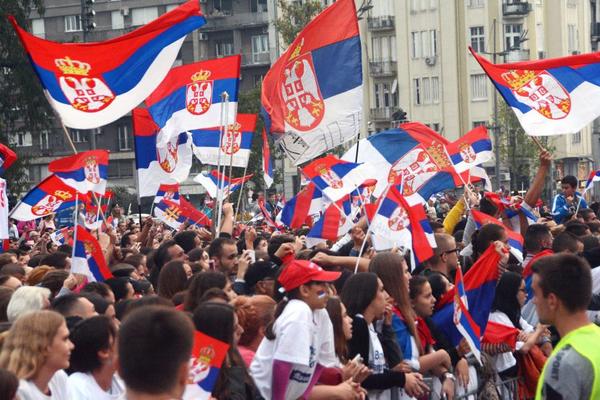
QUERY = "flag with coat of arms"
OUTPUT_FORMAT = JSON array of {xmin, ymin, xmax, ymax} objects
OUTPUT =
[
  {"xmin": 184, "ymin": 331, "xmax": 229, "ymax": 400},
  {"xmin": 9, "ymin": 175, "xmax": 78, "ymax": 221},
  {"xmin": 48, "ymin": 150, "xmax": 109, "ymax": 195}
]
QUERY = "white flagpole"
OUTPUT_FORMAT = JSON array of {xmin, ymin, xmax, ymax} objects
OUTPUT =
[
  {"xmin": 71, "ymin": 193, "xmax": 79, "ymax": 261},
  {"xmin": 234, "ymin": 162, "xmax": 249, "ymax": 223},
  {"xmin": 214, "ymin": 92, "xmax": 229, "ymax": 234}
]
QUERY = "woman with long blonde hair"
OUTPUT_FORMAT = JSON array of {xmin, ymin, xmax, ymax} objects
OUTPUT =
[{"xmin": 0, "ymin": 310, "xmax": 73, "ymax": 399}]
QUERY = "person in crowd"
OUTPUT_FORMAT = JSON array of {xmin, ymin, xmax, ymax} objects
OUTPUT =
[
  {"xmin": 552, "ymin": 231, "xmax": 584, "ymax": 254},
  {"xmin": 0, "ymin": 274, "xmax": 22, "ymax": 290},
  {"xmin": 0, "ymin": 310, "xmax": 73, "ymax": 400},
  {"xmin": 242, "ymin": 260, "xmax": 278, "ymax": 296},
  {"xmin": 51, "ymin": 294, "xmax": 97, "ymax": 329},
  {"xmin": 208, "ymin": 237, "xmax": 240, "ymax": 275},
  {"xmin": 148, "ymin": 240, "xmax": 187, "ymax": 287},
  {"xmin": 183, "ymin": 270, "xmax": 235, "ymax": 312},
  {"xmin": 341, "ymin": 271, "xmax": 429, "ymax": 399},
  {"xmin": 232, "ymin": 295, "xmax": 276, "ymax": 367},
  {"xmin": 104, "ymin": 277, "xmax": 134, "ymax": 303},
  {"xmin": 80, "ymin": 292, "xmax": 118, "ymax": 327},
  {"xmin": 418, "ymin": 233, "xmax": 460, "ymax": 281},
  {"xmin": 81, "ymin": 282, "xmax": 116, "ymax": 304},
  {"xmin": 6, "ymin": 286, "xmax": 51, "ymax": 323},
  {"xmin": 156, "ymin": 260, "xmax": 192, "ymax": 299},
  {"xmin": 552, "ymin": 175, "xmax": 588, "ymax": 224},
  {"xmin": 67, "ymin": 315, "xmax": 123, "ymax": 399},
  {"xmin": 0, "ymin": 368, "xmax": 19, "ymax": 400}
]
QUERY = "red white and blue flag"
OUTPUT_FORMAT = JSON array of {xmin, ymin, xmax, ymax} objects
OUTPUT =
[
  {"xmin": 257, "ymin": 196, "xmax": 284, "ymax": 230},
  {"xmin": 0, "ymin": 179, "xmax": 8, "ymax": 240},
  {"xmin": 471, "ymin": 209, "xmax": 524, "ymax": 262},
  {"xmin": 453, "ymin": 266, "xmax": 482, "ymax": 365},
  {"xmin": 154, "ymin": 198, "xmax": 187, "ymax": 230},
  {"xmin": 50, "ymin": 226, "xmax": 74, "ymax": 246},
  {"xmin": 262, "ymin": 127, "xmax": 274, "ymax": 188},
  {"xmin": 471, "ymin": 47, "xmax": 600, "ymax": 136},
  {"xmin": 82, "ymin": 195, "xmax": 107, "ymax": 231},
  {"xmin": 368, "ymin": 186, "xmax": 435, "ymax": 263},
  {"xmin": 146, "ymin": 55, "xmax": 240, "ymax": 146},
  {"xmin": 261, "ymin": 0, "xmax": 362, "ymax": 165},
  {"xmin": 306, "ymin": 196, "xmax": 353, "ymax": 248},
  {"xmin": 179, "ymin": 197, "xmax": 211, "ymax": 228},
  {"xmin": 184, "ymin": 331, "xmax": 229, "ymax": 400},
  {"xmin": 10, "ymin": 1, "xmax": 206, "ymax": 129},
  {"xmin": 48, "ymin": 150, "xmax": 109, "ymax": 195},
  {"xmin": 585, "ymin": 169, "xmax": 600, "ymax": 192},
  {"xmin": 10, "ymin": 175, "xmax": 77, "ymax": 221},
  {"xmin": 446, "ymin": 126, "xmax": 493, "ymax": 174},
  {"xmin": 154, "ymin": 183, "xmax": 181, "ymax": 205},
  {"xmin": 72, "ymin": 225, "xmax": 112, "ymax": 282},
  {"xmin": 0, "ymin": 144, "xmax": 17, "ymax": 176},
  {"xmin": 193, "ymin": 170, "xmax": 252, "ymax": 199},
  {"xmin": 482, "ymin": 321, "xmax": 519, "ymax": 350},
  {"xmin": 279, "ymin": 182, "xmax": 324, "ymax": 229},
  {"xmin": 432, "ymin": 244, "xmax": 500, "ymax": 345},
  {"xmin": 190, "ymin": 113, "xmax": 255, "ymax": 168},
  {"xmin": 133, "ymin": 108, "xmax": 193, "ymax": 198}
]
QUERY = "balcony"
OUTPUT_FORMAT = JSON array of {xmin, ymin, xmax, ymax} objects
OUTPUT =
[
  {"xmin": 367, "ymin": 16, "xmax": 395, "ymax": 31},
  {"xmin": 369, "ymin": 61, "xmax": 397, "ymax": 77},
  {"xmin": 502, "ymin": 1, "xmax": 531, "ymax": 17},
  {"xmin": 592, "ymin": 22, "xmax": 600, "ymax": 40},
  {"xmin": 201, "ymin": 11, "xmax": 268, "ymax": 31},
  {"xmin": 241, "ymin": 52, "xmax": 271, "ymax": 67},
  {"xmin": 370, "ymin": 107, "xmax": 397, "ymax": 122},
  {"xmin": 504, "ymin": 48, "xmax": 530, "ymax": 62}
]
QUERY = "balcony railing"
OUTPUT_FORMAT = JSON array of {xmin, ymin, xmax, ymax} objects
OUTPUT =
[
  {"xmin": 502, "ymin": 1, "xmax": 531, "ymax": 17},
  {"xmin": 367, "ymin": 16, "xmax": 395, "ymax": 31},
  {"xmin": 504, "ymin": 48, "xmax": 530, "ymax": 62},
  {"xmin": 241, "ymin": 52, "xmax": 270, "ymax": 66},
  {"xmin": 370, "ymin": 107, "xmax": 397, "ymax": 122},
  {"xmin": 369, "ymin": 61, "xmax": 397, "ymax": 77}
]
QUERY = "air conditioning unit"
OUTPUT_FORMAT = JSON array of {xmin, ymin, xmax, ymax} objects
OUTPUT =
[
  {"xmin": 121, "ymin": 7, "xmax": 129, "ymax": 16},
  {"xmin": 425, "ymin": 56, "xmax": 436, "ymax": 66},
  {"xmin": 571, "ymin": 50, "xmax": 580, "ymax": 55},
  {"xmin": 198, "ymin": 32, "xmax": 208, "ymax": 41}
]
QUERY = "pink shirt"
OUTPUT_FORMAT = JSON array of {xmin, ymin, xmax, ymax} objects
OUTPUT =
[{"xmin": 238, "ymin": 345, "xmax": 255, "ymax": 368}]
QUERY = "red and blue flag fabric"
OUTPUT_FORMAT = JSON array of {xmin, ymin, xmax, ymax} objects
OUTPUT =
[
  {"xmin": 261, "ymin": 0, "xmax": 362, "ymax": 165},
  {"xmin": 257, "ymin": 196, "xmax": 284, "ymax": 230},
  {"xmin": 154, "ymin": 198, "xmax": 187, "ymax": 230},
  {"xmin": 10, "ymin": 175, "xmax": 77, "ymax": 221},
  {"xmin": 0, "ymin": 239, "xmax": 9, "ymax": 253},
  {"xmin": 82, "ymin": 195, "xmax": 107, "ymax": 231},
  {"xmin": 0, "ymin": 144, "xmax": 17, "ymax": 176},
  {"xmin": 262, "ymin": 128, "xmax": 274, "ymax": 188},
  {"xmin": 521, "ymin": 249, "xmax": 553, "ymax": 324},
  {"xmin": 72, "ymin": 225, "xmax": 112, "ymax": 282},
  {"xmin": 179, "ymin": 197, "xmax": 211, "ymax": 228},
  {"xmin": 48, "ymin": 150, "xmax": 109, "ymax": 195},
  {"xmin": 193, "ymin": 170, "xmax": 252, "ymax": 199},
  {"xmin": 0, "ymin": 179, "xmax": 8, "ymax": 240},
  {"xmin": 482, "ymin": 320, "xmax": 519, "ymax": 350},
  {"xmin": 432, "ymin": 244, "xmax": 500, "ymax": 346},
  {"xmin": 453, "ymin": 266, "xmax": 482, "ymax": 365},
  {"xmin": 279, "ymin": 182, "xmax": 324, "ymax": 229},
  {"xmin": 9, "ymin": 1, "xmax": 206, "ymax": 129},
  {"xmin": 133, "ymin": 108, "xmax": 193, "ymax": 198},
  {"xmin": 367, "ymin": 186, "xmax": 435, "ymax": 263},
  {"xmin": 154, "ymin": 183, "xmax": 181, "ymax": 205},
  {"xmin": 470, "ymin": 47, "xmax": 600, "ymax": 136},
  {"xmin": 584, "ymin": 169, "xmax": 600, "ymax": 192},
  {"xmin": 184, "ymin": 331, "xmax": 229, "ymax": 400},
  {"xmin": 145, "ymin": 55, "xmax": 240, "ymax": 146},
  {"xmin": 471, "ymin": 209, "xmax": 524, "ymax": 262},
  {"xmin": 306, "ymin": 196, "xmax": 353, "ymax": 248},
  {"xmin": 190, "ymin": 113, "xmax": 255, "ymax": 168},
  {"xmin": 301, "ymin": 154, "xmax": 375, "ymax": 203},
  {"xmin": 50, "ymin": 226, "xmax": 74, "ymax": 246},
  {"xmin": 446, "ymin": 126, "xmax": 493, "ymax": 174}
]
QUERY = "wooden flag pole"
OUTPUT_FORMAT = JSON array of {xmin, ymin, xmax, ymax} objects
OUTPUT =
[
  {"xmin": 530, "ymin": 136, "xmax": 546, "ymax": 152},
  {"xmin": 214, "ymin": 92, "xmax": 230, "ymax": 234}
]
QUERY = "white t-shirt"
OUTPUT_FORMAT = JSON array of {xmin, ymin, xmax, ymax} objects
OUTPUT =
[
  {"xmin": 366, "ymin": 321, "xmax": 392, "ymax": 400},
  {"xmin": 17, "ymin": 370, "xmax": 69, "ymax": 400},
  {"xmin": 249, "ymin": 299, "xmax": 337, "ymax": 400},
  {"xmin": 488, "ymin": 311, "xmax": 534, "ymax": 373},
  {"xmin": 67, "ymin": 372, "xmax": 124, "ymax": 400}
]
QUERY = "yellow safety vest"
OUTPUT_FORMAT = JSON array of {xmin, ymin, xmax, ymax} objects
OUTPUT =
[{"xmin": 535, "ymin": 324, "xmax": 600, "ymax": 400}]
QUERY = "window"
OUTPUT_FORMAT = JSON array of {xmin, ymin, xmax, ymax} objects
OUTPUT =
[
  {"xmin": 431, "ymin": 77, "xmax": 440, "ymax": 103},
  {"xmin": 251, "ymin": 34, "xmax": 269, "ymax": 63},
  {"xmin": 411, "ymin": 32, "xmax": 422, "ymax": 59},
  {"xmin": 212, "ymin": 0, "xmax": 233, "ymax": 14},
  {"xmin": 71, "ymin": 129, "xmax": 88, "ymax": 143},
  {"xmin": 470, "ymin": 26, "xmax": 485, "ymax": 53},
  {"xmin": 12, "ymin": 132, "xmax": 32, "ymax": 147},
  {"xmin": 165, "ymin": 4, "xmax": 179, "ymax": 12},
  {"xmin": 572, "ymin": 131, "xmax": 581, "ymax": 144},
  {"xmin": 568, "ymin": 24, "xmax": 578, "ymax": 53},
  {"xmin": 118, "ymin": 125, "xmax": 131, "ymax": 151},
  {"xmin": 504, "ymin": 23, "xmax": 522, "ymax": 50},
  {"xmin": 429, "ymin": 30, "xmax": 437, "ymax": 57},
  {"xmin": 216, "ymin": 40, "xmax": 234, "ymax": 57},
  {"xmin": 40, "ymin": 130, "xmax": 50, "ymax": 150},
  {"xmin": 472, "ymin": 121, "xmax": 487, "ymax": 128},
  {"xmin": 111, "ymin": 11, "xmax": 124, "ymax": 29},
  {"xmin": 108, "ymin": 160, "xmax": 133, "ymax": 178},
  {"xmin": 468, "ymin": 0, "xmax": 484, "ymax": 7},
  {"xmin": 422, "ymin": 77, "xmax": 431, "ymax": 103},
  {"xmin": 31, "ymin": 19, "xmax": 45, "ymax": 38},
  {"xmin": 253, "ymin": 74, "xmax": 264, "ymax": 88},
  {"xmin": 251, "ymin": 0, "xmax": 268, "ymax": 12},
  {"xmin": 374, "ymin": 82, "xmax": 398, "ymax": 109},
  {"xmin": 131, "ymin": 7, "xmax": 158, "ymax": 26},
  {"xmin": 414, "ymin": 78, "xmax": 422, "ymax": 105},
  {"xmin": 372, "ymin": 35, "xmax": 397, "ymax": 61},
  {"xmin": 470, "ymin": 74, "xmax": 487, "ymax": 100},
  {"xmin": 64, "ymin": 15, "xmax": 82, "ymax": 32}
]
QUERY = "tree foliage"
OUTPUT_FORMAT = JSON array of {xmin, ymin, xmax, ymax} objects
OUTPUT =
[{"xmin": 273, "ymin": 0, "xmax": 323, "ymax": 48}]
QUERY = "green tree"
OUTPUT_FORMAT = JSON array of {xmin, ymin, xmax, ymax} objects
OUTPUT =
[
  {"xmin": 274, "ymin": 0, "xmax": 323, "ymax": 47},
  {"xmin": 1, "ymin": 0, "xmax": 50, "ymax": 197}
]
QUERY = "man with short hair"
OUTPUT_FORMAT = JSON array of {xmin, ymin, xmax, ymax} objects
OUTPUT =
[
  {"xmin": 51, "ymin": 293, "xmax": 97, "ymax": 329},
  {"xmin": 118, "ymin": 306, "xmax": 194, "ymax": 400},
  {"xmin": 208, "ymin": 237, "xmax": 239, "ymax": 275},
  {"xmin": 532, "ymin": 254, "xmax": 600, "ymax": 399},
  {"xmin": 552, "ymin": 175, "xmax": 587, "ymax": 224},
  {"xmin": 552, "ymin": 232, "xmax": 584, "ymax": 254},
  {"xmin": 421, "ymin": 233, "xmax": 459, "ymax": 280}
]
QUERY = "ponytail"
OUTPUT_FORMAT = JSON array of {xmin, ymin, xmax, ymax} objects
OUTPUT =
[{"xmin": 264, "ymin": 288, "xmax": 302, "ymax": 340}]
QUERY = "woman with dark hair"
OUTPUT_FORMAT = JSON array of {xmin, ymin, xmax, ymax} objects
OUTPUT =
[
  {"xmin": 187, "ymin": 302, "xmax": 260, "ymax": 400},
  {"xmin": 67, "ymin": 315, "xmax": 123, "ymax": 399},
  {"xmin": 340, "ymin": 272, "xmax": 428, "ymax": 399},
  {"xmin": 104, "ymin": 277, "xmax": 134, "ymax": 303},
  {"xmin": 157, "ymin": 260, "xmax": 192, "ymax": 300},
  {"xmin": 488, "ymin": 271, "xmax": 548, "ymax": 380},
  {"xmin": 183, "ymin": 270, "xmax": 235, "ymax": 312},
  {"xmin": 472, "ymin": 224, "xmax": 507, "ymax": 262},
  {"xmin": 0, "ymin": 368, "xmax": 18, "ymax": 400}
]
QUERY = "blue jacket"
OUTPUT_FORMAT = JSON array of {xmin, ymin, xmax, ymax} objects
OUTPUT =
[{"xmin": 551, "ymin": 192, "xmax": 587, "ymax": 223}]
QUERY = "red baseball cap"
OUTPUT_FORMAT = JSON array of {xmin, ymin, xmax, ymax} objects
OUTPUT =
[{"xmin": 278, "ymin": 260, "xmax": 341, "ymax": 292}]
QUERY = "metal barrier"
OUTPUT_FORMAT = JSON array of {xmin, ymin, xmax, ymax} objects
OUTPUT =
[{"xmin": 424, "ymin": 376, "xmax": 520, "ymax": 400}]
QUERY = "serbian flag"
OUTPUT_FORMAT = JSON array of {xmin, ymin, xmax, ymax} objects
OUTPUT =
[
  {"xmin": 470, "ymin": 47, "xmax": 600, "ymax": 136},
  {"xmin": 193, "ymin": 170, "xmax": 252, "ymax": 199},
  {"xmin": 279, "ymin": 182, "xmax": 324, "ymax": 229},
  {"xmin": 0, "ymin": 240, "xmax": 9, "ymax": 253},
  {"xmin": 72, "ymin": 225, "xmax": 112, "ymax": 282},
  {"xmin": 154, "ymin": 198, "xmax": 187, "ymax": 230},
  {"xmin": 0, "ymin": 179, "xmax": 8, "ymax": 240},
  {"xmin": 584, "ymin": 169, "xmax": 600, "ymax": 192},
  {"xmin": 190, "ymin": 113, "xmax": 256, "ymax": 168},
  {"xmin": 301, "ymin": 154, "xmax": 375, "ymax": 203},
  {"xmin": 82, "ymin": 196, "xmax": 106, "ymax": 231},
  {"xmin": 471, "ymin": 209, "xmax": 524, "ymax": 262},
  {"xmin": 9, "ymin": 1, "xmax": 205, "ymax": 129},
  {"xmin": 306, "ymin": 196, "xmax": 353, "ymax": 248},
  {"xmin": 262, "ymin": 128, "xmax": 274, "ymax": 188},
  {"xmin": 184, "ymin": 331, "xmax": 229, "ymax": 400},
  {"xmin": 343, "ymin": 123, "xmax": 471, "ymax": 205},
  {"xmin": 154, "ymin": 183, "xmax": 181, "ymax": 204},
  {"xmin": 10, "ymin": 175, "xmax": 77, "ymax": 221},
  {"xmin": 145, "ymin": 55, "xmax": 241, "ymax": 146},
  {"xmin": 0, "ymin": 144, "xmax": 17, "ymax": 176},
  {"xmin": 368, "ymin": 186, "xmax": 435, "ymax": 263},
  {"xmin": 261, "ymin": 0, "xmax": 362, "ymax": 165},
  {"xmin": 482, "ymin": 321, "xmax": 519, "ymax": 350},
  {"xmin": 432, "ymin": 244, "xmax": 500, "ymax": 345},
  {"xmin": 453, "ymin": 266, "xmax": 482, "ymax": 365},
  {"xmin": 446, "ymin": 126, "xmax": 493, "ymax": 174},
  {"xmin": 258, "ymin": 196, "xmax": 284, "ymax": 230},
  {"xmin": 50, "ymin": 226, "xmax": 74, "ymax": 246},
  {"xmin": 521, "ymin": 249, "xmax": 554, "ymax": 325},
  {"xmin": 48, "ymin": 150, "xmax": 109, "ymax": 195},
  {"xmin": 133, "ymin": 108, "xmax": 193, "ymax": 198},
  {"xmin": 179, "ymin": 197, "xmax": 211, "ymax": 227}
]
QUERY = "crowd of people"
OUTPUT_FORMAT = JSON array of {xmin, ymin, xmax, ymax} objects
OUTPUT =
[{"xmin": 0, "ymin": 151, "xmax": 599, "ymax": 400}]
